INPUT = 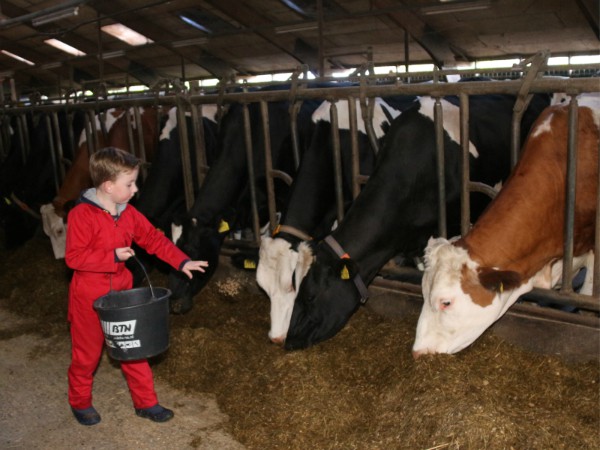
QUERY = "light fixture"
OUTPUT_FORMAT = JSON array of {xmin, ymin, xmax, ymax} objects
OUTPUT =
[
  {"xmin": 44, "ymin": 39, "xmax": 86, "ymax": 56},
  {"xmin": 102, "ymin": 50, "xmax": 126, "ymax": 59},
  {"xmin": 274, "ymin": 21, "xmax": 318, "ymax": 34},
  {"xmin": 41, "ymin": 62, "xmax": 62, "ymax": 69},
  {"xmin": 171, "ymin": 37, "xmax": 209, "ymax": 48},
  {"xmin": 179, "ymin": 14, "xmax": 212, "ymax": 33},
  {"xmin": 1, "ymin": 50, "xmax": 35, "ymax": 66},
  {"xmin": 421, "ymin": 0, "xmax": 492, "ymax": 15},
  {"xmin": 102, "ymin": 23, "xmax": 153, "ymax": 46},
  {"xmin": 32, "ymin": 6, "xmax": 79, "ymax": 27}
]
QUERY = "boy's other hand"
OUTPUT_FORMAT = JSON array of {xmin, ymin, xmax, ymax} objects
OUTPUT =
[
  {"xmin": 116, "ymin": 247, "xmax": 135, "ymax": 261},
  {"xmin": 181, "ymin": 260, "xmax": 209, "ymax": 279}
]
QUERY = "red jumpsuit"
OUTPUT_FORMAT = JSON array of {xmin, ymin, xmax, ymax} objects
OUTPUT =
[{"xmin": 65, "ymin": 196, "xmax": 189, "ymax": 410}]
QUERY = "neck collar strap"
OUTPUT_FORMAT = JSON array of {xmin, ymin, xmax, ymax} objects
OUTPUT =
[{"xmin": 324, "ymin": 235, "xmax": 369, "ymax": 304}]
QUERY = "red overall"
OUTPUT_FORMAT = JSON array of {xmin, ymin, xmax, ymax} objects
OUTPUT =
[{"xmin": 65, "ymin": 198, "xmax": 188, "ymax": 410}]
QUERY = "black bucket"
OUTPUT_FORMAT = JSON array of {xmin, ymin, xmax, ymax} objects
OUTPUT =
[{"xmin": 93, "ymin": 285, "xmax": 171, "ymax": 361}]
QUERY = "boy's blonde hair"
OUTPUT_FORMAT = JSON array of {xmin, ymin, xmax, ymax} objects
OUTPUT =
[{"xmin": 89, "ymin": 147, "xmax": 140, "ymax": 188}]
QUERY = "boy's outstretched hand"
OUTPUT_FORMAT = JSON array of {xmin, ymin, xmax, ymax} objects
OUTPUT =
[{"xmin": 181, "ymin": 260, "xmax": 209, "ymax": 279}]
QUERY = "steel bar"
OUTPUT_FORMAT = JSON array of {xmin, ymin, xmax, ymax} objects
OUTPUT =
[
  {"xmin": 50, "ymin": 111, "xmax": 66, "ymax": 183},
  {"xmin": 561, "ymin": 97, "xmax": 580, "ymax": 294},
  {"xmin": 45, "ymin": 115, "xmax": 60, "ymax": 195},
  {"xmin": 242, "ymin": 101, "xmax": 261, "ymax": 244},
  {"xmin": 434, "ymin": 98, "xmax": 447, "ymax": 238},
  {"xmin": 260, "ymin": 100, "xmax": 278, "ymax": 236},
  {"xmin": 133, "ymin": 106, "xmax": 148, "ymax": 181},
  {"xmin": 329, "ymin": 101, "xmax": 345, "ymax": 223},
  {"xmin": 4, "ymin": 78, "xmax": 599, "ymax": 115},
  {"xmin": 175, "ymin": 98, "xmax": 195, "ymax": 210},
  {"xmin": 459, "ymin": 92, "xmax": 470, "ymax": 237},
  {"xmin": 347, "ymin": 96, "xmax": 362, "ymax": 199}
]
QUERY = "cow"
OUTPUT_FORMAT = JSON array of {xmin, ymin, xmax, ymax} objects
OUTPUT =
[
  {"xmin": 128, "ymin": 105, "xmax": 219, "ymax": 284},
  {"xmin": 40, "ymin": 107, "xmax": 160, "ymax": 258},
  {"xmin": 167, "ymin": 84, "xmax": 330, "ymax": 314},
  {"xmin": 412, "ymin": 98, "xmax": 599, "ymax": 356},
  {"xmin": 283, "ymin": 92, "xmax": 552, "ymax": 350},
  {"xmin": 1, "ymin": 110, "xmax": 85, "ymax": 249},
  {"xmin": 256, "ymin": 95, "xmax": 417, "ymax": 344}
]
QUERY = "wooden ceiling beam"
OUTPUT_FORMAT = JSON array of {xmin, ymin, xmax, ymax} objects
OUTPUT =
[
  {"xmin": 371, "ymin": 0, "xmax": 466, "ymax": 67},
  {"xmin": 204, "ymin": 0, "xmax": 322, "ymax": 75}
]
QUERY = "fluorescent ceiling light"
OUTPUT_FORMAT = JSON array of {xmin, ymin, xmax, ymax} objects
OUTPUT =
[
  {"xmin": 102, "ymin": 24, "xmax": 153, "ymax": 46},
  {"xmin": 103, "ymin": 50, "xmax": 126, "ymax": 59},
  {"xmin": 1, "ymin": 50, "xmax": 34, "ymax": 66},
  {"xmin": 44, "ymin": 39, "xmax": 86, "ymax": 56},
  {"xmin": 171, "ymin": 37, "xmax": 209, "ymax": 48},
  {"xmin": 179, "ymin": 14, "xmax": 212, "ymax": 33},
  {"xmin": 421, "ymin": 0, "xmax": 491, "ymax": 15},
  {"xmin": 41, "ymin": 62, "xmax": 61, "ymax": 69},
  {"xmin": 275, "ymin": 22, "xmax": 318, "ymax": 34},
  {"xmin": 32, "ymin": 6, "xmax": 79, "ymax": 26}
]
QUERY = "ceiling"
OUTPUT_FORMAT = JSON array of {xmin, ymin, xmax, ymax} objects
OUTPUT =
[{"xmin": 0, "ymin": 0, "xmax": 598, "ymax": 98}]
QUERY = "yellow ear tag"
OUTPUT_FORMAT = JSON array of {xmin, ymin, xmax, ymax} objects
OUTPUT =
[
  {"xmin": 341, "ymin": 265, "xmax": 350, "ymax": 280},
  {"xmin": 499, "ymin": 282, "xmax": 504, "ymax": 293},
  {"xmin": 4, "ymin": 197, "xmax": 11, "ymax": 206},
  {"xmin": 218, "ymin": 220, "xmax": 230, "ymax": 233},
  {"xmin": 244, "ymin": 259, "xmax": 256, "ymax": 269}
]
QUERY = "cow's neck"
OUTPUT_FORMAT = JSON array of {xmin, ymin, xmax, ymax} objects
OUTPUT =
[{"xmin": 463, "ymin": 148, "xmax": 564, "ymax": 281}]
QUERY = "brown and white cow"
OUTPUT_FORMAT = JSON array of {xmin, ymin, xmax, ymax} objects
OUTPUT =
[
  {"xmin": 413, "ymin": 96, "xmax": 599, "ymax": 356},
  {"xmin": 40, "ymin": 107, "xmax": 159, "ymax": 258}
]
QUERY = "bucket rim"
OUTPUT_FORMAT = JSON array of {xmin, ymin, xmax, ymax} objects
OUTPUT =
[{"xmin": 93, "ymin": 286, "xmax": 172, "ymax": 312}]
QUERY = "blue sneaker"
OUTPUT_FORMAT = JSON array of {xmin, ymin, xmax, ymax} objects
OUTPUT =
[
  {"xmin": 71, "ymin": 406, "xmax": 101, "ymax": 426},
  {"xmin": 135, "ymin": 404, "xmax": 174, "ymax": 422}
]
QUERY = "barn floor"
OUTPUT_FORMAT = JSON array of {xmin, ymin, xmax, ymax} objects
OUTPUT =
[{"xmin": 0, "ymin": 229, "xmax": 598, "ymax": 450}]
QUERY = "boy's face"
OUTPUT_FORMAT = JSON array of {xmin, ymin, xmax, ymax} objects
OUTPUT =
[{"xmin": 105, "ymin": 168, "xmax": 139, "ymax": 204}]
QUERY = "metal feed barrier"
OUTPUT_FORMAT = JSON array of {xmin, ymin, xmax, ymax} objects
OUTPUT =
[{"xmin": 1, "ymin": 59, "xmax": 599, "ymax": 361}]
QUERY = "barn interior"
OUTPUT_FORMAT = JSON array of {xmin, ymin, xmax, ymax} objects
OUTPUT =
[
  {"xmin": 0, "ymin": 0, "xmax": 598, "ymax": 97},
  {"xmin": 0, "ymin": 1, "xmax": 599, "ymax": 449}
]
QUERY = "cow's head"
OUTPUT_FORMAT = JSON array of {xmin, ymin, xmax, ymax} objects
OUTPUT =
[
  {"xmin": 256, "ymin": 237, "xmax": 314, "ymax": 344},
  {"xmin": 284, "ymin": 244, "xmax": 363, "ymax": 350},
  {"xmin": 168, "ymin": 216, "xmax": 229, "ymax": 314},
  {"xmin": 412, "ymin": 237, "xmax": 529, "ymax": 356},
  {"xmin": 40, "ymin": 203, "xmax": 67, "ymax": 259}
]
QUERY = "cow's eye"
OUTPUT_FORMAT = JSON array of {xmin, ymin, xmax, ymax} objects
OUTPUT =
[{"xmin": 440, "ymin": 298, "xmax": 452, "ymax": 310}]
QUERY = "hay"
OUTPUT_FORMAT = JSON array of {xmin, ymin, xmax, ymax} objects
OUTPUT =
[{"xmin": 1, "ymin": 231, "xmax": 598, "ymax": 449}]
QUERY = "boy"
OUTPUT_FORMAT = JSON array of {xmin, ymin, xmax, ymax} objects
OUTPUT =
[{"xmin": 65, "ymin": 146, "xmax": 208, "ymax": 426}]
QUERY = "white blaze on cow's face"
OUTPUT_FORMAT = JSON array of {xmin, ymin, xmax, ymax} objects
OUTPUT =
[
  {"xmin": 40, "ymin": 203, "xmax": 67, "ymax": 259},
  {"xmin": 256, "ymin": 237, "xmax": 314, "ymax": 344},
  {"xmin": 412, "ymin": 237, "xmax": 530, "ymax": 356}
]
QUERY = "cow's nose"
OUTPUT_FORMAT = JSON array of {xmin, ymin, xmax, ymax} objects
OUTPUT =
[
  {"xmin": 269, "ymin": 336, "xmax": 285, "ymax": 346},
  {"xmin": 412, "ymin": 348, "xmax": 433, "ymax": 359}
]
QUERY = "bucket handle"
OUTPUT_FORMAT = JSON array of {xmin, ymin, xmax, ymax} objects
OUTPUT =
[{"xmin": 131, "ymin": 255, "xmax": 156, "ymax": 299}]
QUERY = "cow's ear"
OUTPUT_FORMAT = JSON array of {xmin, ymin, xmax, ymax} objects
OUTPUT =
[
  {"xmin": 333, "ymin": 258, "xmax": 359, "ymax": 281},
  {"xmin": 478, "ymin": 267, "xmax": 522, "ymax": 293}
]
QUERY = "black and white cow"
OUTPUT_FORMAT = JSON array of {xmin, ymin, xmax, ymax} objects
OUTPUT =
[
  {"xmin": 115, "ymin": 105, "xmax": 219, "ymax": 285},
  {"xmin": 283, "ymin": 92, "xmax": 552, "ymax": 350},
  {"xmin": 256, "ymin": 95, "xmax": 417, "ymax": 344},
  {"xmin": 167, "ymin": 85, "xmax": 328, "ymax": 314}
]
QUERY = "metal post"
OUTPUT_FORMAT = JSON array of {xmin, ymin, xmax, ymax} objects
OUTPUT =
[
  {"xmin": 434, "ymin": 98, "xmax": 447, "ymax": 238},
  {"xmin": 133, "ymin": 107, "xmax": 148, "ymax": 180},
  {"xmin": 348, "ymin": 96, "xmax": 362, "ymax": 199},
  {"xmin": 242, "ymin": 102, "xmax": 261, "ymax": 243},
  {"xmin": 561, "ymin": 96, "xmax": 579, "ymax": 294},
  {"xmin": 459, "ymin": 92, "xmax": 470, "ymax": 237},
  {"xmin": 260, "ymin": 100, "xmax": 278, "ymax": 236},
  {"xmin": 45, "ymin": 114, "xmax": 60, "ymax": 194},
  {"xmin": 175, "ymin": 98, "xmax": 195, "ymax": 210},
  {"xmin": 329, "ymin": 101, "xmax": 345, "ymax": 222},
  {"xmin": 190, "ymin": 103, "xmax": 208, "ymax": 187},
  {"xmin": 51, "ymin": 111, "xmax": 66, "ymax": 183}
]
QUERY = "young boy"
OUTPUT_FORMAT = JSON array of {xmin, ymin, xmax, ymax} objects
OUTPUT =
[{"xmin": 65, "ymin": 146, "xmax": 208, "ymax": 426}]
